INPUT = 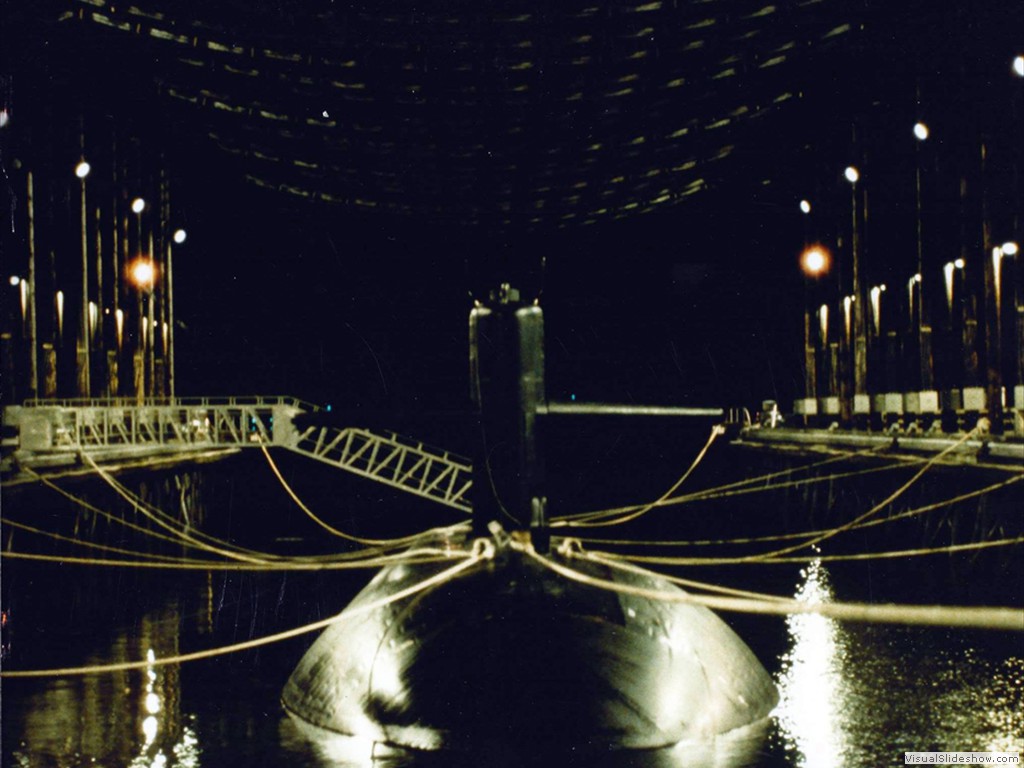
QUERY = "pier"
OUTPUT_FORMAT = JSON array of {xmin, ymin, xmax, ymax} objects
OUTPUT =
[{"xmin": 2, "ymin": 396, "xmax": 473, "ymax": 510}]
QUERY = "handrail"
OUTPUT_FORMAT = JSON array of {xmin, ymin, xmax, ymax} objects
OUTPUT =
[{"xmin": 20, "ymin": 395, "xmax": 322, "ymax": 412}]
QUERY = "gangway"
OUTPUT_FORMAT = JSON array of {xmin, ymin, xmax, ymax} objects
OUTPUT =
[
  {"xmin": 291, "ymin": 425, "xmax": 472, "ymax": 511},
  {"xmin": 2, "ymin": 397, "xmax": 473, "ymax": 512}
]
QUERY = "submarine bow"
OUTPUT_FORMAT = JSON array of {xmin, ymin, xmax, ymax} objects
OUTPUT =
[{"xmin": 282, "ymin": 536, "xmax": 778, "ymax": 753}]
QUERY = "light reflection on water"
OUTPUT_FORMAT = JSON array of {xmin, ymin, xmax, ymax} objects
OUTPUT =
[
  {"xmin": 3, "ymin": 457, "xmax": 1022, "ymax": 768},
  {"xmin": 6, "ymin": 560, "xmax": 1021, "ymax": 768},
  {"xmin": 773, "ymin": 559, "xmax": 1024, "ymax": 768},
  {"xmin": 774, "ymin": 559, "xmax": 851, "ymax": 767}
]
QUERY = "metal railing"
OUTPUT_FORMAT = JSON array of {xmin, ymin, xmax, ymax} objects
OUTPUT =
[
  {"xmin": 292, "ymin": 425, "xmax": 473, "ymax": 512},
  {"xmin": 6, "ymin": 397, "xmax": 473, "ymax": 511}
]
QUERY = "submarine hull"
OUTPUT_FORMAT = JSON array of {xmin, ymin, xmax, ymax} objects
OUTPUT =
[{"xmin": 282, "ymin": 540, "xmax": 778, "ymax": 754}]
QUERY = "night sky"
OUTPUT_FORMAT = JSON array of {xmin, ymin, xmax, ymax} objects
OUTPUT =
[{"xmin": 3, "ymin": 0, "xmax": 1022, "ymax": 416}]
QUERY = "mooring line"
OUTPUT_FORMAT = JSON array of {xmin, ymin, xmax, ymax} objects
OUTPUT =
[
  {"xmin": 741, "ymin": 427, "xmax": 982, "ymax": 561},
  {"xmin": 1, "ymin": 544, "xmax": 491, "ymax": 678},
  {"xmin": 520, "ymin": 544, "xmax": 1024, "ymax": 631},
  {"xmin": 593, "ymin": 535, "xmax": 1024, "ymax": 566},
  {"xmin": 577, "ymin": 547, "xmax": 789, "ymax": 602},
  {"xmin": 553, "ymin": 457, "xmax": 916, "ymax": 529},
  {"xmin": 78, "ymin": 451, "xmax": 281, "ymax": 564},
  {"xmin": 79, "ymin": 450, "xmax": 417, "ymax": 564},
  {"xmin": 559, "ymin": 425, "xmax": 725, "ymax": 529},
  {"xmin": 0, "ymin": 516, "xmax": 207, "ymax": 564},
  {"xmin": 259, "ymin": 442, "xmax": 467, "ymax": 548},
  {"xmin": 574, "ymin": 473, "xmax": 1024, "ymax": 549},
  {"xmin": 550, "ymin": 444, "xmax": 891, "ymax": 525},
  {"xmin": 23, "ymin": 465, "xmax": 239, "ymax": 555},
  {"xmin": 28, "ymin": 456, "xmax": 448, "ymax": 566},
  {"xmin": 0, "ymin": 546, "xmax": 469, "ymax": 572}
]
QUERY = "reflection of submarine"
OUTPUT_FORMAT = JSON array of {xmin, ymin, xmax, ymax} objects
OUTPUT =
[{"xmin": 283, "ymin": 287, "xmax": 778, "ymax": 758}]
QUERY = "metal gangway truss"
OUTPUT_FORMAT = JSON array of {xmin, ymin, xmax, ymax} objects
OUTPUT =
[
  {"xmin": 3, "ymin": 397, "xmax": 473, "ymax": 512},
  {"xmin": 292, "ymin": 426, "xmax": 472, "ymax": 512}
]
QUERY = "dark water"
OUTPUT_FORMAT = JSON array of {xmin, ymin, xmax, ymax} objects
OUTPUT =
[{"xmin": 2, "ymin": 441, "xmax": 1022, "ymax": 768}]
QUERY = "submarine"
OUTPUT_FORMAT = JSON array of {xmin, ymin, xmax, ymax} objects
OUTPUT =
[{"xmin": 283, "ymin": 285, "xmax": 779, "ymax": 758}]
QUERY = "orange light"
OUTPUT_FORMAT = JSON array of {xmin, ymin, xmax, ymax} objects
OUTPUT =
[
  {"xmin": 129, "ymin": 259, "xmax": 156, "ymax": 289},
  {"xmin": 800, "ymin": 245, "xmax": 831, "ymax": 277}
]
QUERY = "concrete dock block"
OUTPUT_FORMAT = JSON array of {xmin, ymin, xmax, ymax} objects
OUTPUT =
[
  {"xmin": 884, "ymin": 393, "xmax": 904, "ymax": 415},
  {"xmin": 962, "ymin": 387, "xmax": 986, "ymax": 412}
]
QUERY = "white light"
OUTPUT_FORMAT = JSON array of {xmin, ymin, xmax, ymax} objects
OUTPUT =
[
  {"xmin": 1001, "ymin": 241, "xmax": 1019, "ymax": 256},
  {"xmin": 913, "ymin": 122, "xmax": 929, "ymax": 141},
  {"xmin": 130, "ymin": 260, "xmax": 156, "ymax": 288},
  {"xmin": 9, "ymin": 275, "xmax": 20, "ymax": 286},
  {"xmin": 0, "ymin": 109, "xmax": 9, "ymax": 128},
  {"xmin": 912, "ymin": 273, "xmax": 922, "ymax": 283},
  {"xmin": 131, "ymin": 197, "xmax": 146, "ymax": 214},
  {"xmin": 1014, "ymin": 55, "xmax": 1024, "ymax": 77},
  {"xmin": 322, "ymin": 109, "xmax": 330, "ymax": 118},
  {"xmin": 801, "ymin": 245, "xmax": 830, "ymax": 276},
  {"xmin": 142, "ymin": 715, "xmax": 158, "ymax": 745},
  {"xmin": 844, "ymin": 166, "xmax": 859, "ymax": 184},
  {"xmin": 173, "ymin": 228, "xmax": 187, "ymax": 244},
  {"xmin": 799, "ymin": 199, "xmax": 812, "ymax": 214},
  {"xmin": 74, "ymin": 160, "xmax": 91, "ymax": 179},
  {"xmin": 954, "ymin": 258, "xmax": 965, "ymax": 269},
  {"xmin": 775, "ymin": 561, "xmax": 852, "ymax": 767}
]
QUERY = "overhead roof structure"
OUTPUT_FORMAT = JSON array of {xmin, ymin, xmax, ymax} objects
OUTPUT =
[{"xmin": 56, "ymin": 0, "xmax": 853, "ymax": 230}]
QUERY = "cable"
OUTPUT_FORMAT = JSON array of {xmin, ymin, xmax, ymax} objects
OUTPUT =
[
  {"xmin": 259, "ymin": 442, "xmax": 468, "ymax": 548},
  {"xmin": 78, "ymin": 451, "xmax": 280, "ymax": 563},
  {"xmin": 0, "ymin": 545, "xmax": 472, "ymax": 571},
  {"xmin": 27, "ymin": 457, "xmax": 450, "ymax": 565},
  {"xmin": 559, "ymin": 424, "xmax": 725, "ymax": 529},
  {"xmin": 595, "ymin": 535, "xmax": 1024, "ymax": 566},
  {"xmin": 518, "ymin": 542, "xmax": 1023, "ymax": 631},
  {"xmin": 574, "ymin": 474, "xmax": 1024, "ymax": 549},
  {"xmin": 1, "ymin": 542, "xmax": 491, "ymax": 678},
  {"xmin": 575, "ymin": 546, "xmax": 789, "ymax": 602},
  {"xmin": 0, "ymin": 516, "xmax": 208, "ymax": 564},
  {"xmin": 743, "ymin": 427, "xmax": 982, "ymax": 561},
  {"xmin": 553, "ymin": 456, "xmax": 916, "ymax": 528},
  {"xmin": 550, "ymin": 444, "xmax": 889, "ymax": 524},
  {"xmin": 23, "ymin": 465, "xmax": 239, "ymax": 554}
]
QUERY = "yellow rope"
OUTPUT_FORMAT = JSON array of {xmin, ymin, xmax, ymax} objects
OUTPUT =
[
  {"xmin": 0, "ymin": 546, "xmax": 469, "ymax": 571},
  {"xmin": 575, "ymin": 474, "xmax": 1024, "ymax": 549},
  {"xmin": 520, "ymin": 544, "xmax": 1024, "ymax": 631},
  {"xmin": 1, "ymin": 545, "xmax": 490, "ymax": 678},
  {"xmin": 552, "ymin": 459, "xmax": 916, "ymax": 528},
  {"xmin": 550, "ymin": 444, "xmax": 890, "ymax": 524},
  {"xmin": 259, "ymin": 442, "xmax": 464, "ymax": 548},
  {"xmin": 595, "ymin": 535, "xmax": 1024, "ymax": 566},
  {"xmin": 24, "ymin": 465, "xmax": 234, "ymax": 554},
  {"xmin": 78, "ymin": 451, "xmax": 281, "ymax": 563},
  {"xmin": 742, "ymin": 428, "xmax": 981, "ymax": 561},
  {"xmin": 0, "ymin": 516, "xmax": 211, "ymax": 564},
  {"xmin": 577, "ymin": 547, "xmax": 789, "ymax": 602},
  {"xmin": 559, "ymin": 425, "xmax": 725, "ymax": 529},
  {"xmin": 26, "ymin": 458, "xmax": 451, "ymax": 565}
]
